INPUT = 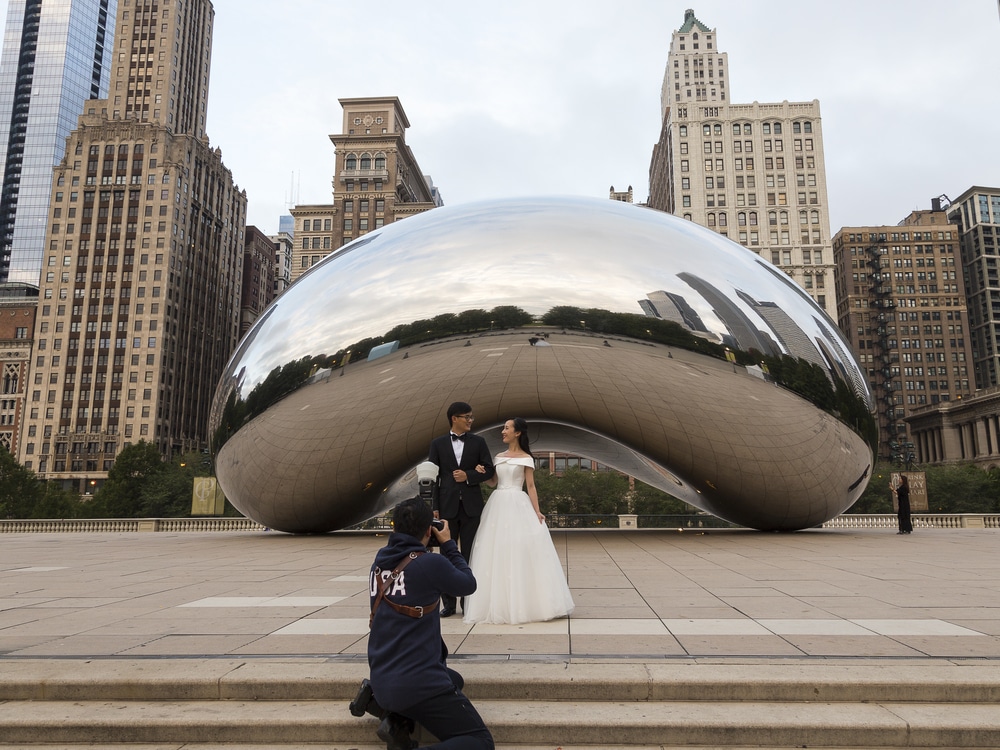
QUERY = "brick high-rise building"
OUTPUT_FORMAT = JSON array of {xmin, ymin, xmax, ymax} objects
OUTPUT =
[
  {"xmin": 0, "ymin": 282, "xmax": 37, "ymax": 456},
  {"xmin": 0, "ymin": 0, "xmax": 118, "ymax": 284},
  {"xmin": 648, "ymin": 9, "xmax": 837, "ymax": 319},
  {"xmin": 290, "ymin": 96, "xmax": 438, "ymax": 283},
  {"xmin": 239, "ymin": 226, "xmax": 275, "ymax": 338},
  {"xmin": 832, "ymin": 208, "xmax": 971, "ymax": 460},
  {"xmin": 17, "ymin": 0, "xmax": 246, "ymax": 493}
]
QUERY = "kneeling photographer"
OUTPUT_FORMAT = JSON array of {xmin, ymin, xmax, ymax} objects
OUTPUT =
[{"xmin": 356, "ymin": 496, "xmax": 494, "ymax": 749}]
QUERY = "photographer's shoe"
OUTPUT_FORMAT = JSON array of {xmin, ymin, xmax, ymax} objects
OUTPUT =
[{"xmin": 376, "ymin": 712, "xmax": 416, "ymax": 750}]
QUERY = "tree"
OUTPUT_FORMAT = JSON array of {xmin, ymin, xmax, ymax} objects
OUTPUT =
[
  {"xmin": 137, "ymin": 450, "xmax": 215, "ymax": 517},
  {"xmin": 532, "ymin": 467, "xmax": 630, "ymax": 515},
  {"xmin": 848, "ymin": 461, "xmax": 1000, "ymax": 514},
  {"xmin": 31, "ymin": 481, "xmax": 84, "ymax": 519},
  {"xmin": 631, "ymin": 481, "xmax": 699, "ymax": 515},
  {"xmin": 91, "ymin": 440, "xmax": 166, "ymax": 518},
  {"xmin": 0, "ymin": 449, "xmax": 87, "ymax": 519},
  {"xmin": 0, "ymin": 447, "xmax": 42, "ymax": 519}
]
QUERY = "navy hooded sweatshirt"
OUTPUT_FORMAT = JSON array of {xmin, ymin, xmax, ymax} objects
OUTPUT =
[{"xmin": 368, "ymin": 531, "xmax": 477, "ymax": 712}]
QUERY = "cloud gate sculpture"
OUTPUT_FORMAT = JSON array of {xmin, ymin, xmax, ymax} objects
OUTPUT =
[{"xmin": 210, "ymin": 197, "xmax": 875, "ymax": 533}]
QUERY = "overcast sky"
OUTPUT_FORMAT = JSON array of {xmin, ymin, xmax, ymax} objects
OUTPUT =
[{"xmin": 5, "ymin": 1, "xmax": 1000, "ymax": 234}]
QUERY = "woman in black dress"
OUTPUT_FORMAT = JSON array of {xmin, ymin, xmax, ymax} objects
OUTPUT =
[{"xmin": 893, "ymin": 475, "xmax": 912, "ymax": 534}]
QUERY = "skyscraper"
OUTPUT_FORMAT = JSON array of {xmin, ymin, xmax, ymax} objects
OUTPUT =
[
  {"xmin": 240, "ymin": 226, "xmax": 275, "ymax": 338},
  {"xmin": 17, "ymin": 0, "xmax": 246, "ymax": 493},
  {"xmin": 832, "ymin": 208, "xmax": 971, "ymax": 459},
  {"xmin": 648, "ymin": 9, "xmax": 837, "ymax": 320},
  {"xmin": 946, "ymin": 187, "xmax": 1000, "ymax": 388},
  {"xmin": 0, "ymin": 0, "xmax": 117, "ymax": 284}
]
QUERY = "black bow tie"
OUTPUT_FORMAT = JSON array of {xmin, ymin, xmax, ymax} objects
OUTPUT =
[{"xmin": 451, "ymin": 433, "xmax": 466, "ymax": 441}]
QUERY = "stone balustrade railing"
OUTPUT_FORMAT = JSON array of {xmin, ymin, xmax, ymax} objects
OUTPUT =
[
  {"xmin": 1, "ymin": 514, "xmax": 998, "ymax": 533},
  {"xmin": 820, "ymin": 513, "xmax": 1000, "ymax": 530},
  {"xmin": 0, "ymin": 518, "xmax": 266, "ymax": 533}
]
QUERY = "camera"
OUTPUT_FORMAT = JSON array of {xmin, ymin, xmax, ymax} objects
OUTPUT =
[
  {"xmin": 428, "ymin": 517, "xmax": 445, "ymax": 548},
  {"xmin": 416, "ymin": 460, "xmax": 438, "ymax": 503}
]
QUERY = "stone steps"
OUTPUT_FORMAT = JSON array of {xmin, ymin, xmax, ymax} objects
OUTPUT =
[{"xmin": 1, "ymin": 659, "xmax": 998, "ymax": 748}]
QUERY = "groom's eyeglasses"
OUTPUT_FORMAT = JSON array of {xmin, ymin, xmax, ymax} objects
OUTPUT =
[{"xmin": 457, "ymin": 415, "xmax": 475, "ymax": 421}]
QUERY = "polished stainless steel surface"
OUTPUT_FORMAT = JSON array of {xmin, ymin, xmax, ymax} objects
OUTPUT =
[{"xmin": 210, "ymin": 197, "xmax": 875, "ymax": 533}]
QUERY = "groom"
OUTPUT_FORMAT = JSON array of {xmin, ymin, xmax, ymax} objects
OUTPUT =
[{"xmin": 428, "ymin": 401, "xmax": 495, "ymax": 617}]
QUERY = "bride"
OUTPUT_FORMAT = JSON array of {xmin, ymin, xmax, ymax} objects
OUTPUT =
[{"xmin": 462, "ymin": 418, "xmax": 574, "ymax": 625}]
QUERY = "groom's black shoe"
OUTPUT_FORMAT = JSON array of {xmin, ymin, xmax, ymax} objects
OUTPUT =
[{"xmin": 440, "ymin": 606, "xmax": 456, "ymax": 617}]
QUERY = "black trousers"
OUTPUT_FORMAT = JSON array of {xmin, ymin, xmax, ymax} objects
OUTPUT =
[
  {"xmin": 401, "ymin": 679, "xmax": 493, "ymax": 749},
  {"xmin": 897, "ymin": 506, "xmax": 912, "ymax": 533},
  {"xmin": 441, "ymin": 502, "xmax": 479, "ymax": 612}
]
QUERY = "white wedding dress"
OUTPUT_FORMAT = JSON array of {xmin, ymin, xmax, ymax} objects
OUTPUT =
[{"xmin": 463, "ymin": 455, "xmax": 575, "ymax": 624}]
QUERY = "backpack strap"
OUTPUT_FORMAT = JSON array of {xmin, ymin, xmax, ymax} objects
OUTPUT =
[{"xmin": 370, "ymin": 551, "xmax": 441, "ymax": 627}]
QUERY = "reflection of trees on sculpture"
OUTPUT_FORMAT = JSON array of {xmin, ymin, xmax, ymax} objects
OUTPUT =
[
  {"xmin": 542, "ymin": 306, "xmax": 876, "ymax": 451},
  {"xmin": 212, "ymin": 356, "xmax": 331, "ymax": 451},
  {"xmin": 342, "ymin": 305, "xmax": 534, "ymax": 363},
  {"xmin": 212, "ymin": 304, "xmax": 876, "ymax": 458},
  {"xmin": 760, "ymin": 353, "xmax": 878, "ymax": 454},
  {"xmin": 543, "ymin": 306, "xmax": 724, "ymax": 356}
]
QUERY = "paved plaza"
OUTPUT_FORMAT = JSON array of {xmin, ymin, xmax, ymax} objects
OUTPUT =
[{"xmin": 1, "ymin": 526, "xmax": 998, "ymax": 662}]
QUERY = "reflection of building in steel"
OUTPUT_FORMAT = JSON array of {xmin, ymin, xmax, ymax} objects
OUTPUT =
[
  {"xmin": 640, "ymin": 290, "xmax": 710, "ymax": 334},
  {"xmin": 735, "ymin": 289, "xmax": 826, "ymax": 371},
  {"xmin": 678, "ymin": 273, "xmax": 779, "ymax": 355},
  {"xmin": 813, "ymin": 316, "xmax": 868, "ymax": 398}
]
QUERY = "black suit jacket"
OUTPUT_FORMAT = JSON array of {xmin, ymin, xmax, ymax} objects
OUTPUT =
[{"xmin": 428, "ymin": 433, "xmax": 495, "ymax": 519}]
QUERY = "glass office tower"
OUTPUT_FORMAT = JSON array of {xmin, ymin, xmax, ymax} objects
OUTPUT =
[{"xmin": 0, "ymin": 0, "xmax": 116, "ymax": 284}]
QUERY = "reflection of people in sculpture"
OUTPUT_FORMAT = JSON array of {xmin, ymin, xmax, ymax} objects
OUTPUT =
[
  {"xmin": 427, "ymin": 401, "xmax": 494, "ymax": 617},
  {"xmin": 463, "ymin": 418, "xmax": 575, "ymax": 625},
  {"xmin": 365, "ymin": 498, "xmax": 494, "ymax": 750},
  {"xmin": 892, "ymin": 474, "xmax": 912, "ymax": 534}
]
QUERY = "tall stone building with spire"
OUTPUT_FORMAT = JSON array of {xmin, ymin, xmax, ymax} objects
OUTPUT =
[
  {"xmin": 648, "ymin": 9, "xmax": 837, "ymax": 319},
  {"xmin": 18, "ymin": 0, "xmax": 246, "ymax": 493}
]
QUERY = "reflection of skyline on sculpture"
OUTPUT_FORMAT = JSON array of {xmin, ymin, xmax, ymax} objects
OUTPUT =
[{"xmin": 211, "ymin": 197, "xmax": 874, "ymax": 534}]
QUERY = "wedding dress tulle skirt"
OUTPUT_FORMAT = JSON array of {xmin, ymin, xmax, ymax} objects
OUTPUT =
[{"xmin": 463, "ymin": 488, "xmax": 574, "ymax": 625}]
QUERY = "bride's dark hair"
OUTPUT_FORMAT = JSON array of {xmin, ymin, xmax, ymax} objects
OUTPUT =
[{"xmin": 511, "ymin": 417, "xmax": 534, "ymax": 457}]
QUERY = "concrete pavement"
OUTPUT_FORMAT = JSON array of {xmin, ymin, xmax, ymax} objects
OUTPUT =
[
  {"xmin": 1, "ymin": 526, "xmax": 998, "ymax": 661},
  {"xmin": 2, "ymin": 527, "xmax": 1000, "ymax": 748}
]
